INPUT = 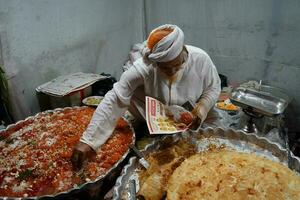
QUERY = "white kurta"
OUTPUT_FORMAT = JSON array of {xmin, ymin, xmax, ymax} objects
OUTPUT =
[{"xmin": 80, "ymin": 45, "xmax": 221, "ymax": 150}]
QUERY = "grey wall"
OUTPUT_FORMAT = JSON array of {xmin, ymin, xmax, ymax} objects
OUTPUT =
[
  {"xmin": 1, "ymin": 0, "xmax": 300, "ymax": 131},
  {"xmin": 146, "ymin": 0, "xmax": 300, "ymax": 132},
  {"xmin": 0, "ymin": 0, "xmax": 144, "ymax": 120}
]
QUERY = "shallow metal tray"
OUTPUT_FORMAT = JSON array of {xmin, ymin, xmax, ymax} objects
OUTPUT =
[
  {"xmin": 0, "ymin": 106, "xmax": 135, "ymax": 200},
  {"xmin": 113, "ymin": 127, "xmax": 300, "ymax": 200},
  {"xmin": 230, "ymin": 87, "xmax": 289, "ymax": 116}
]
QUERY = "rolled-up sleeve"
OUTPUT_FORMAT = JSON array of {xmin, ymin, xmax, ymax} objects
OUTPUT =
[{"xmin": 80, "ymin": 65, "xmax": 144, "ymax": 150}]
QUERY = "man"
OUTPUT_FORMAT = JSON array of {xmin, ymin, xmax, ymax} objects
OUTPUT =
[{"xmin": 71, "ymin": 24, "xmax": 221, "ymax": 169}]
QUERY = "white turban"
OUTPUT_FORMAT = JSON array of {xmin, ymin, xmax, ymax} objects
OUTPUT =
[{"xmin": 143, "ymin": 24, "xmax": 185, "ymax": 63}]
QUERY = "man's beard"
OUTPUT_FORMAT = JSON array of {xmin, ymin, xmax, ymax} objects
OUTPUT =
[{"xmin": 160, "ymin": 70, "xmax": 178, "ymax": 85}]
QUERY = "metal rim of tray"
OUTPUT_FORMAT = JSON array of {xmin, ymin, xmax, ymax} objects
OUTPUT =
[
  {"xmin": 0, "ymin": 106, "xmax": 136, "ymax": 200},
  {"xmin": 113, "ymin": 127, "xmax": 300, "ymax": 200}
]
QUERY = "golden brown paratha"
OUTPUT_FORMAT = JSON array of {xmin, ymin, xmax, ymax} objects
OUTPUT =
[{"xmin": 167, "ymin": 150, "xmax": 300, "ymax": 200}]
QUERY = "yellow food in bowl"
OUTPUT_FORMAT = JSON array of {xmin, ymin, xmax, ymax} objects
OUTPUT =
[
  {"xmin": 86, "ymin": 97, "xmax": 102, "ymax": 105},
  {"xmin": 216, "ymin": 101, "xmax": 239, "ymax": 111}
]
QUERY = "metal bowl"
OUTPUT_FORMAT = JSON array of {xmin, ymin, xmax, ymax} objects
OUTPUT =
[
  {"xmin": 113, "ymin": 127, "xmax": 300, "ymax": 200},
  {"xmin": 0, "ymin": 106, "xmax": 135, "ymax": 200}
]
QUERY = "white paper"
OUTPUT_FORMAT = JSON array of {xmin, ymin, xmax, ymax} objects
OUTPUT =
[
  {"xmin": 146, "ymin": 96, "xmax": 190, "ymax": 134},
  {"xmin": 36, "ymin": 72, "xmax": 107, "ymax": 97}
]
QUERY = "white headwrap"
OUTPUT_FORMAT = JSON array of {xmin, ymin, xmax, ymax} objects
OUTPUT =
[{"xmin": 143, "ymin": 24, "xmax": 185, "ymax": 63}]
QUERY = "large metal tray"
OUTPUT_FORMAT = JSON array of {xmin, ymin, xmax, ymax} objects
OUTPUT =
[
  {"xmin": 230, "ymin": 87, "xmax": 289, "ymax": 116},
  {"xmin": 113, "ymin": 127, "xmax": 300, "ymax": 200},
  {"xmin": 0, "ymin": 106, "xmax": 135, "ymax": 200}
]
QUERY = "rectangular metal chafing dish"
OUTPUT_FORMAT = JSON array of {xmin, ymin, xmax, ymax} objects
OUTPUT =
[{"xmin": 230, "ymin": 85, "xmax": 290, "ymax": 117}]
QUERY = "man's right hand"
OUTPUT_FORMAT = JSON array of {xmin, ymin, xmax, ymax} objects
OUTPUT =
[{"xmin": 71, "ymin": 142, "xmax": 95, "ymax": 171}]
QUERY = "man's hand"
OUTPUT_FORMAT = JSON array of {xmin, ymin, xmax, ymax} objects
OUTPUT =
[
  {"xmin": 192, "ymin": 103, "xmax": 208, "ymax": 121},
  {"xmin": 71, "ymin": 142, "xmax": 96, "ymax": 171},
  {"xmin": 191, "ymin": 103, "xmax": 208, "ymax": 130},
  {"xmin": 190, "ymin": 116, "xmax": 202, "ymax": 130}
]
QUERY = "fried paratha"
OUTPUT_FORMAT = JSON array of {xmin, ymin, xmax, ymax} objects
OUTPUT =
[{"xmin": 167, "ymin": 150, "xmax": 300, "ymax": 200}]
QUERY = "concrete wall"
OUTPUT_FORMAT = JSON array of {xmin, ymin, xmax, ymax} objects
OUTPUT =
[
  {"xmin": 0, "ymin": 0, "xmax": 144, "ymax": 120},
  {"xmin": 1, "ymin": 0, "xmax": 299, "ymax": 131},
  {"xmin": 145, "ymin": 0, "xmax": 300, "ymax": 132}
]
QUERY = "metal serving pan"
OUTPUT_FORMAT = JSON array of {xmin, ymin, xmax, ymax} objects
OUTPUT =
[
  {"xmin": 0, "ymin": 106, "xmax": 135, "ymax": 200},
  {"xmin": 230, "ymin": 87, "xmax": 289, "ymax": 116},
  {"xmin": 113, "ymin": 127, "xmax": 300, "ymax": 200}
]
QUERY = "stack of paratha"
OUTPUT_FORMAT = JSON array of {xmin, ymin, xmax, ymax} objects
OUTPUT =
[{"xmin": 138, "ymin": 146, "xmax": 300, "ymax": 200}]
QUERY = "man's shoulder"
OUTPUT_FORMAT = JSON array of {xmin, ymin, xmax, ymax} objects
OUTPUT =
[
  {"xmin": 132, "ymin": 58, "xmax": 153, "ymax": 75},
  {"xmin": 186, "ymin": 45, "xmax": 210, "ymax": 58},
  {"xmin": 185, "ymin": 45, "xmax": 216, "ymax": 72}
]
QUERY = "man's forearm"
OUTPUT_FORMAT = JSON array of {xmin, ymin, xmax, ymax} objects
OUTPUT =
[{"xmin": 80, "ymin": 89, "xmax": 127, "ymax": 150}]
